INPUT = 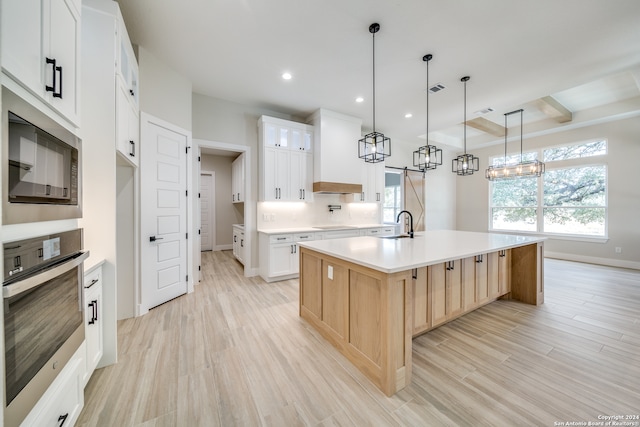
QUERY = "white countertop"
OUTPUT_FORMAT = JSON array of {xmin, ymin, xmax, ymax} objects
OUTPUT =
[
  {"xmin": 298, "ymin": 230, "xmax": 545, "ymax": 274},
  {"xmin": 258, "ymin": 224, "xmax": 390, "ymax": 234}
]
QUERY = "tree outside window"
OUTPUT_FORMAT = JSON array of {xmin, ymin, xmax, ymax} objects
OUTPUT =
[{"xmin": 490, "ymin": 140, "xmax": 607, "ymax": 237}]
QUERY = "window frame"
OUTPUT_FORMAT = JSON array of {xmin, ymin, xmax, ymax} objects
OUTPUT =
[
  {"xmin": 488, "ymin": 139, "xmax": 608, "ymax": 241},
  {"xmin": 383, "ymin": 169, "xmax": 404, "ymax": 225}
]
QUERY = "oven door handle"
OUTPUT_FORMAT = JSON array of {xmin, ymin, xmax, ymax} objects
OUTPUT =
[{"xmin": 3, "ymin": 251, "xmax": 90, "ymax": 299}]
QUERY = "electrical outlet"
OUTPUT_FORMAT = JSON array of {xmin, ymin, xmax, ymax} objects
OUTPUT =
[
  {"xmin": 615, "ymin": 247, "xmax": 622, "ymax": 254},
  {"xmin": 327, "ymin": 265, "xmax": 333, "ymax": 280},
  {"xmin": 263, "ymin": 214, "xmax": 269, "ymax": 221},
  {"xmin": 270, "ymin": 213, "xmax": 275, "ymax": 221}
]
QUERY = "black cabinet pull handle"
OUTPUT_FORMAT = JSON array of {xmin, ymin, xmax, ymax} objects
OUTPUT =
[
  {"xmin": 58, "ymin": 413, "xmax": 69, "ymax": 427},
  {"xmin": 88, "ymin": 301, "xmax": 96, "ymax": 324},
  {"xmin": 130, "ymin": 89, "xmax": 134, "ymax": 96},
  {"xmin": 94, "ymin": 299, "xmax": 99, "ymax": 322},
  {"xmin": 54, "ymin": 65, "xmax": 63, "ymax": 98},
  {"xmin": 85, "ymin": 278, "xmax": 99, "ymax": 289},
  {"xmin": 240, "ymin": 239, "xmax": 243, "ymax": 247},
  {"xmin": 129, "ymin": 140, "xmax": 135, "ymax": 157},
  {"xmin": 46, "ymin": 57, "xmax": 57, "ymax": 93},
  {"xmin": 46, "ymin": 184, "xmax": 51, "ymax": 195}
]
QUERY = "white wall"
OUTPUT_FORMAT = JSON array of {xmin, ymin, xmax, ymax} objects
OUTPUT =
[
  {"xmin": 137, "ymin": 46, "xmax": 192, "ymax": 132},
  {"xmin": 200, "ymin": 154, "xmax": 243, "ymax": 249},
  {"xmin": 456, "ymin": 116, "xmax": 640, "ymax": 269}
]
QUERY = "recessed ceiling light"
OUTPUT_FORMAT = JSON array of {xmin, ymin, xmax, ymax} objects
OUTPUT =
[
  {"xmin": 405, "ymin": 113, "xmax": 413, "ymax": 118},
  {"xmin": 355, "ymin": 97, "xmax": 364, "ymax": 103},
  {"xmin": 282, "ymin": 72, "xmax": 292, "ymax": 80}
]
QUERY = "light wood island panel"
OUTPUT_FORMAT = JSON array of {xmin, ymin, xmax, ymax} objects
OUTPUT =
[{"xmin": 299, "ymin": 241, "xmax": 544, "ymax": 396}]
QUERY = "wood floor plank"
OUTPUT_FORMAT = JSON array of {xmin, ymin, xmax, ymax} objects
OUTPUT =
[{"xmin": 77, "ymin": 253, "xmax": 640, "ymax": 426}]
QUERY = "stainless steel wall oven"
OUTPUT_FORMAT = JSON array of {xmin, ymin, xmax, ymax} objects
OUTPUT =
[
  {"xmin": 2, "ymin": 86, "xmax": 82, "ymax": 224},
  {"xmin": 3, "ymin": 229, "xmax": 88, "ymax": 427}
]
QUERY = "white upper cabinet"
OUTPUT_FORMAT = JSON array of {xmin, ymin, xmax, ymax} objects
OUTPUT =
[
  {"xmin": 1, "ymin": 0, "xmax": 81, "ymax": 126},
  {"xmin": 355, "ymin": 161, "xmax": 384, "ymax": 202},
  {"xmin": 117, "ymin": 18, "xmax": 139, "ymax": 109},
  {"xmin": 291, "ymin": 128, "xmax": 313, "ymax": 152},
  {"xmin": 116, "ymin": 82, "xmax": 139, "ymax": 166},
  {"xmin": 258, "ymin": 116, "xmax": 314, "ymax": 202},
  {"xmin": 232, "ymin": 154, "xmax": 245, "ymax": 203}
]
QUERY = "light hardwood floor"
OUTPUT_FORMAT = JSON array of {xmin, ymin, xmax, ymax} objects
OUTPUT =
[{"xmin": 77, "ymin": 252, "xmax": 640, "ymax": 426}]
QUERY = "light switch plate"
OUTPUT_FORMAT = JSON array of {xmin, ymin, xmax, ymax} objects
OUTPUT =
[{"xmin": 327, "ymin": 265, "xmax": 333, "ymax": 280}]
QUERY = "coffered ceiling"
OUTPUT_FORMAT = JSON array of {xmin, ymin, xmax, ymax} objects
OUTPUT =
[{"xmin": 117, "ymin": 0, "xmax": 640, "ymax": 150}]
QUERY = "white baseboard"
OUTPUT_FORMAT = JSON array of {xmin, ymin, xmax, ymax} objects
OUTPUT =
[
  {"xmin": 545, "ymin": 251, "xmax": 640, "ymax": 270},
  {"xmin": 214, "ymin": 244, "xmax": 233, "ymax": 251}
]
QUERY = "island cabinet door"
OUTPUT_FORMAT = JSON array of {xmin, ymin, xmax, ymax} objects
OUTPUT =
[
  {"xmin": 487, "ymin": 249, "xmax": 511, "ymax": 299},
  {"xmin": 487, "ymin": 252, "xmax": 501, "ymax": 299},
  {"xmin": 412, "ymin": 267, "xmax": 430, "ymax": 335},
  {"xmin": 322, "ymin": 261, "xmax": 349, "ymax": 341},
  {"xmin": 446, "ymin": 260, "xmax": 464, "ymax": 318},
  {"xmin": 429, "ymin": 263, "xmax": 447, "ymax": 327},
  {"xmin": 498, "ymin": 249, "xmax": 511, "ymax": 295},
  {"xmin": 475, "ymin": 253, "xmax": 489, "ymax": 303},
  {"xmin": 462, "ymin": 256, "xmax": 476, "ymax": 310}
]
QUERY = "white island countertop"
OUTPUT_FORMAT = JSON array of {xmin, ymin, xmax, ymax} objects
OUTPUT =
[{"xmin": 298, "ymin": 229, "xmax": 546, "ymax": 274}]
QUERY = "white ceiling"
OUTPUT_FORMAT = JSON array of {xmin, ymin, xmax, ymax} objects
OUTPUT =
[{"xmin": 117, "ymin": 0, "xmax": 640, "ymax": 150}]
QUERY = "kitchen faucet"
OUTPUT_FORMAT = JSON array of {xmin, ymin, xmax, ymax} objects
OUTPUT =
[{"xmin": 396, "ymin": 210, "xmax": 414, "ymax": 238}]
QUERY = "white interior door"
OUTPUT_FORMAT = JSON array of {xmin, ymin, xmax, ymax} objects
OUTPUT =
[
  {"xmin": 200, "ymin": 172, "xmax": 214, "ymax": 251},
  {"xmin": 141, "ymin": 116, "xmax": 188, "ymax": 310}
]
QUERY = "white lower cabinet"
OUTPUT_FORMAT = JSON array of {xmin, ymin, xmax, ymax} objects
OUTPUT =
[
  {"xmin": 21, "ymin": 344, "xmax": 85, "ymax": 427},
  {"xmin": 232, "ymin": 225, "xmax": 245, "ymax": 265},
  {"xmin": 360, "ymin": 226, "xmax": 396, "ymax": 237},
  {"xmin": 83, "ymin": 264, "xmax": 104, "ymax": 387},
  {"xmin": 259, "ymin": 232, "xmax": 317, "ymax": 282}
]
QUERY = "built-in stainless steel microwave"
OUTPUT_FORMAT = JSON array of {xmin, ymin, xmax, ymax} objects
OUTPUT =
[{"xmin": 2, "ymin": 86, "xmax": 82, "ymax": 224}]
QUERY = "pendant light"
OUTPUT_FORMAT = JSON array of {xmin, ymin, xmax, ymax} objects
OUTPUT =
[
  {"xmin": 413, "ymin": 54, "xmax": 442, "ymax": 171},
  {"xmin": 452, "ymin": 76, "xmax": 479, "ymax": 175},
  {"xmin": 358, "ymin": 23, "xmax": 391, "ymax": 163},
  {"xmin": 485, "ymin": 109, "xmax": 545, "ymax": 180}
]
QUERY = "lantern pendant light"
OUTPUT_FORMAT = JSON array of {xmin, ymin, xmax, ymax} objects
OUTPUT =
[
  {"xmin": 485, "ymin": 109, "xmax": 545, "ymax": 180},
  {"xmin": 358, "ymin": 23, "xmax": 391, "ymax": 163},
  {"xmin": 452, "ymin": 76, "xmax": 480, "ymax": 175},
  {"xmin": 413, "ymin": 54, "xmax": 442, "ymax": 171}
]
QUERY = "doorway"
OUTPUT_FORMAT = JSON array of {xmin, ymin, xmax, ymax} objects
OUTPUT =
[
  {"xmin": 194, "ymin": 139, "xmax": 253, "ymax": 278},
  {"xmin": 200, "ymin": 172, "xmax": 215, "ymax": 251}
]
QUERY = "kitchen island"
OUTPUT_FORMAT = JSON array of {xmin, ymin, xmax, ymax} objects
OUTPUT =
[{"xmin": 298, "ymin": 230, "xmax": 545, "ymax": 396}]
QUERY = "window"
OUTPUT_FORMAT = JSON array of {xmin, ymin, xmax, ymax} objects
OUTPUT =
[
  {"xmin": 490, "ymin": 140, "xmax": 607, "ymax": 237},
  {"xmin": 383, "ymin": 171, "xmax": 403, "ymax": 223}
]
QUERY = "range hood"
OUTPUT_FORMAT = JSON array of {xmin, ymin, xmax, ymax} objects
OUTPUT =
[
  {"xmin": 313, "ymin": 181, "xmax": 362, "ymax": 194},
  {"xmin": 308, "ymin": 109, "xmax": 364, "ymax": 194}
]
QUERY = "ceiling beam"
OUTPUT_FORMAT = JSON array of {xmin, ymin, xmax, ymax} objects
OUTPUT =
[
  {"xmin": 465, "ymin": 117, "xmax": 505, "ymax": 137},
  {"xmin": 535, "ymin": 96, "xmax": 573, "ymax": 123}
]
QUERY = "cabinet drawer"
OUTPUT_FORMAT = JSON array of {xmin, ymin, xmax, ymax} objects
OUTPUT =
[
  {"xmin": 270, "ymin": 234, "xmax": 293, "ymax": 244},
  {"xmin": 294, "ymin": 232, "xmax": 316, "ymax": 242},
  {"xmin": 84, "ymin": 267, "xmax": 102, "ymax": 291}
]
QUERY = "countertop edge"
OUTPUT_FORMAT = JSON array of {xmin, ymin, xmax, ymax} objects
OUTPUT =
[{"xmin": 299, "ymin": 233, "xmax": 546, "ymax": 274}]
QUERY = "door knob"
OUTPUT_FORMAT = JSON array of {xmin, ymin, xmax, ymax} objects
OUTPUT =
[{"xmin": 149, "ymin": 236, "xmax": 164, "ymax": 242}]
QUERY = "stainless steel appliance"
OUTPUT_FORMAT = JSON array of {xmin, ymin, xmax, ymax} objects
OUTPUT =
[
  {"xmin": 3, "ymin": 229, "xmax": 88, "ymax": 427},
  {"xmin": 2, "ymin": 86, "xmax": 82, "ymax": 224}
]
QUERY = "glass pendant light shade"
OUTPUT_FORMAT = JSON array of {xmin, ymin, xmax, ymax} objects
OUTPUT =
[
  {"xmin": 414, "ymin": 144, "xmax": 442, "ymax": 170},
  {"xmin": 359, "ymin": 131, "xmax": 391, "ymax": 163},
  {"xmin": 413, "ymin": 54, "xmax": 442, "ymax": 171},
  {"xmin": 485, "ymin": 109, "xmax": 546, "ymax": 180},
  {"xmin": 358, "ymin": 23, "xmax": 390, "ymax": 164},
  {"xmin": 452, "ymin": 76, "xmax": 479, "ymax": 176}
]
